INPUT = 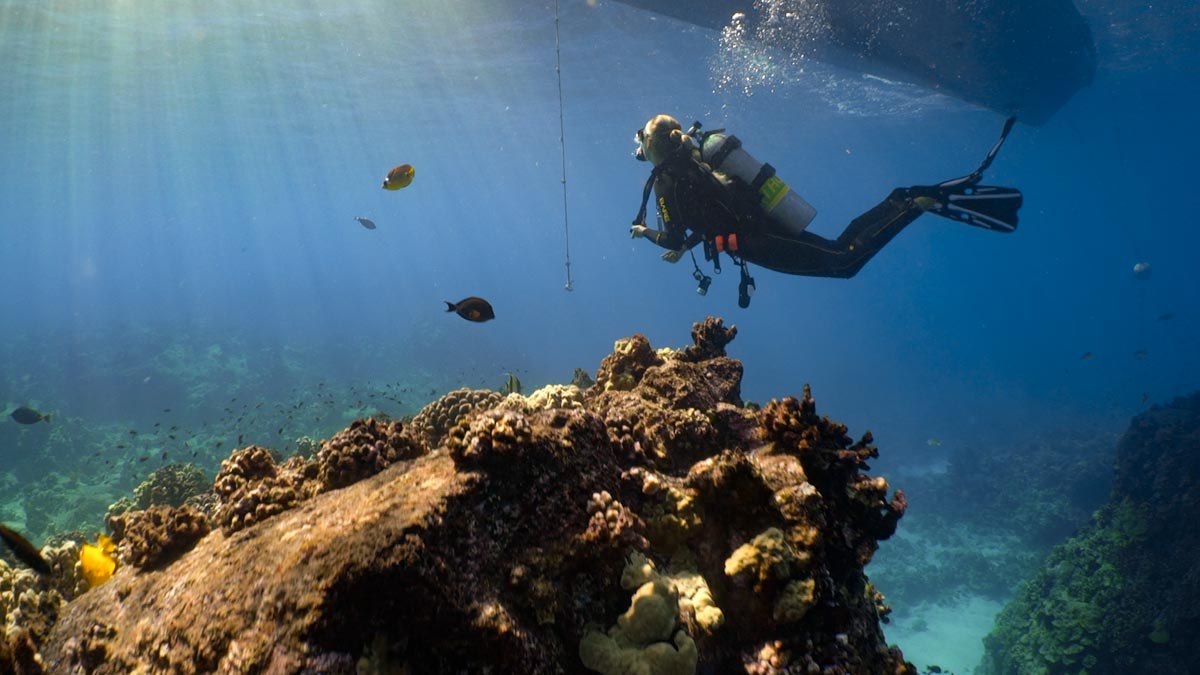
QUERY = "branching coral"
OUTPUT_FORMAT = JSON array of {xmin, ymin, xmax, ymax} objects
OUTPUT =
[{"xmin": 581, "ymin": 491, "xmax": 649, "ymax": 551}]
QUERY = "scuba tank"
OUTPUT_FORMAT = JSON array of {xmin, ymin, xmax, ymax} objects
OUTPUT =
[{"xmin": 694, "ymin": 126, "xmax": 817, "ymax": 237}]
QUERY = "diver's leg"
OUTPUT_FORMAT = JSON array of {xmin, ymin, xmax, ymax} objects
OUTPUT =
[{"xmin": 737, "ymin": 190, "xmax": 924, "ymax": 279}]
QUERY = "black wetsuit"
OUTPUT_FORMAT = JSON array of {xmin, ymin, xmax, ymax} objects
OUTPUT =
[{"xmin": 638, "ymin": 148, "xmax": 927, "ymax": 279}]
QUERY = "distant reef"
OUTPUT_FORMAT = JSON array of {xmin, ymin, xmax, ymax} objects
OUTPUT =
[
  {"xmin": 979, "ymin": 391, "xmax": 1200, "ymax": 674},
  {"xmin": 4, "ymin": 317, "xmax": 913, "ymax": 674}
]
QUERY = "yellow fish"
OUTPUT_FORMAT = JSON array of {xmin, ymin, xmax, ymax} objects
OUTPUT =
[
  {"xmin": 382, "ymin": 164, "xmax": 415, "ymax": 190},
  {"xmin": 926, "ymin": 438, "xmax": 942, "ymax": 447},
  {"xmin": 80, "ymin": 533, "xmax": 117, "ymax": 588}
]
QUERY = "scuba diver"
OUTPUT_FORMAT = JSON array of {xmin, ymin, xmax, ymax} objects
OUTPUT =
[{"xmin": 630, "ymin": 114, "xmax": 1023, "ymax": 307}]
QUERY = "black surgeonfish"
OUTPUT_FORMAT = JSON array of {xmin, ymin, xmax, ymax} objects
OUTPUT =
[
  {"xmin": 0, "ymin": 523, "xmax": 52, "ymax": 574},
  {"xmin": 445, "ymin": 297, "xmax": 495, "ymax": 323},
  {"xmin": 355, "ymin": 216, "xmax": 377, "ymax": 230},
  {"xmin": 10, "ymin": 406, "xmax": 51, "ymax": 424}
]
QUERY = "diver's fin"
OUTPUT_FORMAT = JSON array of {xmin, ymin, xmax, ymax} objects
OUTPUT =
[
  {"xmin": 916, "ymin": 185, "xmax": 1022, "ymax": 232},
  {"xmin": 939, "ymin": 116, "xmax": 1017, "ymax": 190},
  {"xmin": 912, "ymin": 116, "xmax": 1022, "ymax": 232}
]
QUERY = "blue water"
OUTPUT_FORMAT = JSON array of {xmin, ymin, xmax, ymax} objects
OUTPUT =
[{"xmin": 2, "ymin": 0, "xmax": 1198, "ymax": 669}]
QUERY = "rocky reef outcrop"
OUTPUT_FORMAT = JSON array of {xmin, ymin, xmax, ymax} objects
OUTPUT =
[
  {"xmin": 978, "ymin": 391, "xmax": 1200, "ymax": 674},
  {"xmin": 10, "ymin": 317, "xmax": 913, "ymax": 674}
]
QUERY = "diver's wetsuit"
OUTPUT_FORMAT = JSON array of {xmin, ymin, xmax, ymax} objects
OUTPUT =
[{"xmin": 639, "ymin": 148, "xmax": 926, "ymax": 279}]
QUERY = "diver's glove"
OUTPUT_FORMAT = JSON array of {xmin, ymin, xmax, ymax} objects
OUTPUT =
[
  {"xmin": 662, "ymin": 249, "xmax": 684, "ymax": 263},
  {"xmin": 630, "ymin": 224, "xmax": 649, "ymax": 239}
]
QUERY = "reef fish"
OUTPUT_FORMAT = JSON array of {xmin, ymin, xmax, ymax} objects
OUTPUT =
[
  {"xmin": 10, "ymin": 406, "xmax": 51, "ymax": 424},
  {"xmin": 501, "ymin": 372, "xmax": 522, "ymax": 395},
  {"xmin": 1157, "ymin": 313, "xmax": 1175, "ymax": 321},
  {"xmin": 80, "ymin": 534, "xmax": 117, "ymax": 587},
  {"xmin": 382, "ymin": 164, "xmax": 415, "ymax": 190},
  {"xmin": 445, "ymin": 297, "xmax": 495, "ymax": 323},
  {"xmin": 355, "ymin": 216, "xmax": 377, "ymax": 230},
  {"xmin": 0, "ymin": 523, "xmax": 52, "ymax": 574},
  {"xmin": 1080, "ymin": 352, "xmax": 1094, "ymax": 361}
]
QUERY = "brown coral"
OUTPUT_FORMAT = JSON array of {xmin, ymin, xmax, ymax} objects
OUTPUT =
[
  {"xmin": 212, "ymin": 447, "xmax": 317, "ymax": 533},
  {"xmin": 594, "ymin": 333, "xmax": 664, "ymax": 392},
  {"xmin": 446, "ymin": 409, "xmax": 534, "ymax": 468},
  {"xmin": 409, "ymin": 388, "xmax": 503, "ymax": 449},
  {"xmin": 108, "ymin": 505, "xmax": 211, "ymax": 570},
  {"xmin": 679, "ymin": 316, "xmax": 738, "ymax": 363},
  {"xmin": 133, "ymin": 463, "xmax": 208, "ymax": 509},
  {"xmin": 581, "ymin": 490, "xmax": 649, "ymax": 551},
  {"xmin": 316, "ymin": 417, "xmax": 425, "ymax": 491}
]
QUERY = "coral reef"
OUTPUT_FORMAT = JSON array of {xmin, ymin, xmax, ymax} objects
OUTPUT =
[
  {"xmin": 526, "ymin": 384, "xmax": 587, "ymax": 412},
  {"xmin": 11, "ymin": 318, "xmax": 914, "ymax": 674},
  {"xmin": 316, "ymin": 417, "xmax": 424, "ymax": 491},
  {"xmin": 678, "ymin": 316, "xmax": 737, "ymax": 363},
  {"xmin": 1, "ymin": 540, "xmax": 87, "ymax": 657},
  {"xmin": 132, "ymin": 463, "xmax": 208, "ymax": 509},
  {"xmin": 107, "ymin": 505, "xmax": 211, "ymax": 570},
  {"xmin": 979, "ymin": 391, "xmax": 1200, "ymax": 675},
  {"xmin": 211, "ymin": 446, "xmax": 318, "ymax": 533},
  {"xmin": 594, "ymin": 333, "xmax": 663, "ymax": 392},
  {"xmin": 408, "ymin": 387, "xmax": 502, "ymax": 448}
]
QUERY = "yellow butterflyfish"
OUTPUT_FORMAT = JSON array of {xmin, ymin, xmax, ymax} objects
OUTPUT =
[{"xmin": 381, "ymin": 164, "xmax": 415, "ymax": 190}]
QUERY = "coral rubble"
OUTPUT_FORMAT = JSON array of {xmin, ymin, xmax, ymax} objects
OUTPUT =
[
  {"xmin": 8, "ymin": 318, "xmax": 914, "ymax": 674},
  {"xmin": 979, "ymin": 392, "xmax": 1200, "ymax": 675}
]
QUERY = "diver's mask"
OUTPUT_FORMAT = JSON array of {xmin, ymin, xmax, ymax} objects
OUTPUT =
[{"xmin": 634, "ymin": 127, "xmax": 648, "ymax": 161}]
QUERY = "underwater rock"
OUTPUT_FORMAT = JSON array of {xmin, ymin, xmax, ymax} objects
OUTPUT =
[
  {"xmin": 26, "ymin": 318, "xmax": 914, "ymax": 674},
  {"xmin": 979, "ymin": 391, "xmax": 1200, "ymax": 675}
]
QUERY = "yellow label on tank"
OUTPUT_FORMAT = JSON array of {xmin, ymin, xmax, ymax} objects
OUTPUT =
[
  {"xmin": 759, "ymin": 176, "xmax": 790, "ymax": 212},
  {"xmin": 658, "ymin": 196, "xmax": 671, "ymax": 223}
]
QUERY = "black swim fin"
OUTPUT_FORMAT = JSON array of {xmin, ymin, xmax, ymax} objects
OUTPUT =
[
  {"xmin": 914, "ymin": 184, "xmax": 1023, "ymax": 232},
  {"xmin": 912, "ymin": 116, "xmax": 1023, "ymax": 233}
]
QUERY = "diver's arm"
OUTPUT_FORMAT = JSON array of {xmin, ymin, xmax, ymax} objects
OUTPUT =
[{"xmin": 631, "ymin": 223, "xmax": 689, "ymax": 250}]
